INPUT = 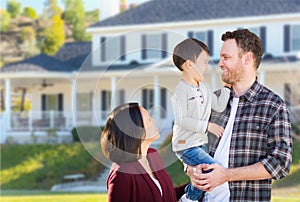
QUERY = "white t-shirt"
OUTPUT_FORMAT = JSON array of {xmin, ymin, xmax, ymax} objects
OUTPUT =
[{"xmin": 204, "ymin": 97, "xmax": 239, "ymax": 202}]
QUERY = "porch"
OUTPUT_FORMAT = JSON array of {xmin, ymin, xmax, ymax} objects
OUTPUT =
[{"xmin": 0, "ymin": 110, "xmax": 110, "ymax": 144}]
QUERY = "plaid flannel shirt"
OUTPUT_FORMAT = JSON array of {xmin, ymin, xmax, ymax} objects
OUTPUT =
[{"xmin": 209, "ymin": 80, "xmax": 293, "ymax": 202}]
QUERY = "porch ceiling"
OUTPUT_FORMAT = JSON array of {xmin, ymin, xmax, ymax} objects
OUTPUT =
[{"xmin": 0, "ymin": 73, "xmax": 71, "ymax": 88}]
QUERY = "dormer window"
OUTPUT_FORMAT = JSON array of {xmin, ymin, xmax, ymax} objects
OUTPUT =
[
  {"xmin": 141, "ymin": 33, "xmax": 168, "ymax": 60},
  {"xmin": 188, "ymin": 30, "xmax": 214, "ymax": 56},
  {"xmin": 291, "ymin": 25, "xmax": 300, "ymax": 51},
  {"xmin": 100, "ymin": 35, "xmax": 126, "ymax": 62},
  {"xmin": 284, "ymin": 24, "xmax": 300, "ymax": 52}
]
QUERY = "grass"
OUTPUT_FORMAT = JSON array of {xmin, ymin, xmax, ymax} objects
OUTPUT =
[
  {"xmin": 0, "ymin": 143, "xmax": 105, "ymax": 189},
  {"xmin": 0, "ymin": 190, "xmax": 299, "ymax": 202},
  {"xmin": 0, "ymin": 191, "xmax": 108, "ymax": 202}
]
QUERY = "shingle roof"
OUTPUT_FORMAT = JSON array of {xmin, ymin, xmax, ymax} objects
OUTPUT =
[
  {"xmin": 1, "ymin": 54, "xmax": 77, "ymax": 73},
  {"xmin": 55, "ymin": 42, "xmax": 92, "ymax": 67},
  {"xmin": 91, "ymin": 0, "xmax": 300, "ymax": 28}
]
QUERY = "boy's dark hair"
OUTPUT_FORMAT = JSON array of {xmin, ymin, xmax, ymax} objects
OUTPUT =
[
  {"xmin": 101, "ymin": 103, "xmax": 145, "ymax": 163},
  {"xmin": 173, "ymin": 38, "xmax": 209, "ymax": 71},
  {"xmin": 221, "ymin": 29, "xmax": 263, "ymax": 69}
]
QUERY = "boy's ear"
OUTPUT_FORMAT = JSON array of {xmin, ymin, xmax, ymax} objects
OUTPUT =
[{"xmin": 183, "ymin": 60, "xmax": 193, "ymax": 70}]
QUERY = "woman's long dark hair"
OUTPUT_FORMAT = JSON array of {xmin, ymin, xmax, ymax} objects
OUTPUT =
[{"xmin": 101, "ymin": 103, "xmax": 146, "ymax": 163}]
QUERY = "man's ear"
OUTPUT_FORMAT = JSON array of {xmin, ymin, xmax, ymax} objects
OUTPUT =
[{"xmin": 243, "ymin": 52, "xmax": 253, "ymax": 65}]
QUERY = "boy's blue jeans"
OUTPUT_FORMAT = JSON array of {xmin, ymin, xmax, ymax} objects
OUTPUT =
[{"xmin": 176, "ymin": 145, "xmax": 215, "ymax": 201}]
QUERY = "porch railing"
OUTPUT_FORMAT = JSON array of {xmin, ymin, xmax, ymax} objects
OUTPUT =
[{"xmin": 3, "ymin": 110, "xmax": 111, "ymax": 131}]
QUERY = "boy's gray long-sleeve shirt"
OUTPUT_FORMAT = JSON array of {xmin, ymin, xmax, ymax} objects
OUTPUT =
[{"xmin": 171, "ymin": 79, "xmax": 230, "ymax": 152}]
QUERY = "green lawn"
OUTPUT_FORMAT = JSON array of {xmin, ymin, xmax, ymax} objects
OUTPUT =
[{"xmin": 1, "ymin": 191, "xmax": 299, "ymax": 202}]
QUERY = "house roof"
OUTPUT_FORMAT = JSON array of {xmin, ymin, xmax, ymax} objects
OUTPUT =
[
  {"xmin": 55, "ymin": 42, "xmax": 92, "ymax": 67},
  {"xmin": 0, "ymin": 54, "xmax": 77, "ymax": 73},
  {"xmin": 90, "ymin": 0, "xmax": 300, "ymax": 28}
]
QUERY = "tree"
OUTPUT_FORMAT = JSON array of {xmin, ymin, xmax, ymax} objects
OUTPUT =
[
  {"xmin": 0, "ymin": 9, "xmax": 11, "ymax": 32},
  {"xmin": 20, "ymin": 27, "xmax": 40, "ymax": 57},
  {"xmin": 7, "ymin": 0, "xmax": 21, "ymax": 18},
  {"xmin": 63, "ymin": 0, "xmax": 88, "ymax": 41},
  {"xmin": 43, "ymin": 0, "xmax": 62, "ymax": 18},
  {"xmin": 40, "ymin": 15, "xmax": 65, "ymax": 56},
  {"xmin": 23, "ymin": 7, "xmax": 38, "ymax": 19}
]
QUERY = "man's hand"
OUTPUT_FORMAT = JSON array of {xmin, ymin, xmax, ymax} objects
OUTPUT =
[
  {"xmin": 207, "ymin": 122, "xmax": 224, "ymax": 138},
  {"xmin": 186, "ymin": 164, "xmax": 229, "ymax": 192}
]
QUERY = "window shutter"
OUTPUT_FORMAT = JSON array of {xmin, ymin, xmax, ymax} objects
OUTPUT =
[
  {"xmin": 260, "ymin": 26, "xmax": 266, "ymax": 52},
  {"xmin": 120, "ymin": 35, "xmax": 126, "ymax": 61},
  {"xmin": 161, "ymin": 33, "xmax": 168, "ymax": 58},
  {"xmin": 58, "ymin": 93, "xmax": 63, "ymax": 111},
  {"xmin": 101, "ymin": 91, "xmax": 107, "ymax": 110},
  {"xmin": 207, "ymin": 30, "xmax": 214, "ymax": 56},
  {"xmin": 42, "ymin": 94, "xmax": 46, "ymax": 111},
  {"xmin": 142, "ymin": 89, "xmax": 148, "ymax": 108},
  {"xmin": 160, "ymin": 88, "xmax": 167, "ymax": 118},
  {"xmin": 100, "ymin": 37, "xmax": 106, "ymax": 61},
  {"xmin": 188, "ymin": 31, "xmax": 194, "ymax": 38},
  {"xmin": 142, "ymin": 35, "xmax": 147, "ymax": 59},
  {"xmin": 284, "ymin": 25, "xmax": 290, "ymax": 52}
]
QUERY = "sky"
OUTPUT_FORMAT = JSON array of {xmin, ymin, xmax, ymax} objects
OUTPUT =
[{"xmin": 0, "ymin": 0, "xmax": 150, "ymax": 13}]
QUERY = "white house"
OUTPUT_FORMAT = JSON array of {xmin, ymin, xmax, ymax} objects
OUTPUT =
[{"xmin": 0, "ymin": 0, "xmax": 300, "ymax": 144}]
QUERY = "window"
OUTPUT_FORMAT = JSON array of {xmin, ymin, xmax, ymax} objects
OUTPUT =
[
  {"xmin": 101, "ymin": 90, "xmax": 112, "ymax": 111},
  {"xmin": 142, "ymin": 88, "xmax": 167, "ymax": 118},
  {"xmin": 77, "ymin": 93, "xmax": 92, "ymax": 111},
  {"xmin": 100, "ymin": 36, "xmax": 126, "ymax": 62},
  {"xmin": 292, "ymin": 25, "xmax": 300, "ymax": 51},
  {"xmin": 142, "ymin": 89, "xmax": 154, "ymax": 109},
  {"xmin": 188, "ymin": 30, "xmax": 214, "ymax": 56},
  {"xmin": 41, "ymin": 94, "xmax": 63, "ymax": 111},
  {"xmin": 46, "ymin": 95, "xmax": 58, "ymax": 111},
  {"xmin": 142, "ymin": 33, "xmax": 168, "ymax": 60},
  {"xmin": 41, "ymin": 94, "xmax": 63, "ymax": 119}
]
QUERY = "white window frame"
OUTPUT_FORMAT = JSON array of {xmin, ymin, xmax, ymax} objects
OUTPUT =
[{"xmin": 291, "ymin": 25, "xmax": 300, "ymax": 51}]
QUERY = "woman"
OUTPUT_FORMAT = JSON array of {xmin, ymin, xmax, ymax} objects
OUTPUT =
[{"xmin": 101, "ymin": 103, "xmax": 187, "ymax": 202}]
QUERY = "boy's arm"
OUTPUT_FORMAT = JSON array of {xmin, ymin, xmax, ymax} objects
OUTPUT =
[{"xmin": 211, "ymin": 87, "xmax": 230, "ymax": 112}]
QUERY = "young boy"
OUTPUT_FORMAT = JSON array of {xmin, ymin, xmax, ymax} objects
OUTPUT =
[{"xmin": 171, "ymin": 38, "xmax": 230, "ymax": 201}]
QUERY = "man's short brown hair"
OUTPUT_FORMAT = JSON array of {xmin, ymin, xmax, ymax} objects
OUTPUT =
[{"xmin": 221, "ymin": 29, "xmax": 263, "ymax": 69}]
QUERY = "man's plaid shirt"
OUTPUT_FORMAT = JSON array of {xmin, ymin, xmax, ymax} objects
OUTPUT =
[{"xmin": 209, "ymin": 80, "xmax": 293, "ymax": 202}]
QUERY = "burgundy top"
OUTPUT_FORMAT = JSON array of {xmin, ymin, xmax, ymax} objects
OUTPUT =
[{"xmin": 107, "ymin": 148, "xmax": 186, "ymax": 202}]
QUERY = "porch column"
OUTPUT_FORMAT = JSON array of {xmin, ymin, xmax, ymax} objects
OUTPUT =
[
  {"xmin": 154, "ymin": 76, "xmax": 161, "ymax": 122},
  {"xmin": 111, "ymin": 77, "xmax": 117, "ymax": 110},
  {"xmin": 71, "ymin": 78, "xmax": 77, "ymax": 127},
  {"xmin": 259, "ymin": 70, "xmax": 266, "ymax": 85},
  {"xmin": 5, "ymin": 79, "xmax": 11, "ymax": 130}
]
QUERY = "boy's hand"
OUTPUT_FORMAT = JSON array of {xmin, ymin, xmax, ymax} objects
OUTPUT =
[{"xmin": 207, "ymin": 122, "xmax": 224, "ymax": 138}]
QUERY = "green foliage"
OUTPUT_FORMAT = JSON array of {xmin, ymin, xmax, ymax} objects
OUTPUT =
[
  {"xmin": 159, "ymin": 134, "xmax": 189, "ymax": 186},
  {"xmin": 7, "ymin": 0, "xmax": 21, "ymax": 18},
  {"xmin": 0, "ymin": 9, "xmax": 11, "ymax": 32},
  {"xmin": 20, "ymin": 27, "xmax": 36, "ymax": 42},
  {"xmin": 0, "ymin": 143, "xmax": 104, "ymax": 189},
  {"xmin": 22, "ymin": 7, "xmax": 38, "ymax": 19},
  {"xmin": 85, "ymin": 9, "xmax": 99, "ymax": 24},
  {"xmin": 71, "ymin": 126, "xmax": 103, "ymax": 142},
  {"xmin": 44, "ymin": 0, "xmax": 62, "ymax": 18},
  {"xmin": 41, "ymin": 15, "xmax": 65, "ymax": 56},
  {"xmin": 63, "ymin": 0, "xmax": 88, "ymax": 41}
]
